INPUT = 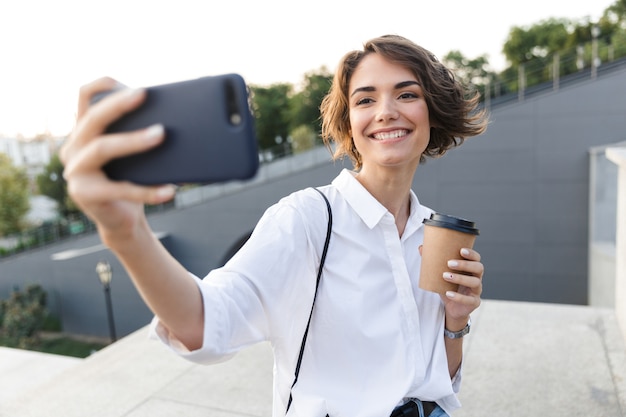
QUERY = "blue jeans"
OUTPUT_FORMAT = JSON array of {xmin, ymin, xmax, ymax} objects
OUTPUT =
[
  {"xmin": 429, "ymin": 405, "xmax": 449, "ymax": 417},
  {"xmin": 404, "ymin": 400, "xmax": 449, "ymax": 417}
]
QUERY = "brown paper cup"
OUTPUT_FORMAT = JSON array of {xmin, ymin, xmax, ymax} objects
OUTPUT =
[{"xmin": 419, "ymin": 213, "xmax": 479, "ymax": 295}]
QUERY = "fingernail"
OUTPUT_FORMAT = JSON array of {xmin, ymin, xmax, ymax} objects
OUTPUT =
[
  {"xmin": 446, "ymin": 291, "xmax": 456, "ymax": 298},
  {"xmin": 443, "ymin": 272, "xmax": 454, "ymax": 281},
  {"xmin": 461, "ymin": 248, "xmax": 470, "ymax": 256},
  {"xmin": 448, "ymin": 260, "xmax": 459, "ymax": 268},
  {"xmin": 145, "ymin": 124, "xmax": 164, "ymax": 142},
  {"xmin": 124, "ymin": 88, "xmax": 144, "ymax": 100},
  {"xmin": 156, "ymin": 185, "xmax": 176, "ymax": 200}
]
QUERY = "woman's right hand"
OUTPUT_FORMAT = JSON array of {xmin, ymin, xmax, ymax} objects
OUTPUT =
[{"xmin": 60, "ymin": 77, "xmax": 176, "ymax": 246}]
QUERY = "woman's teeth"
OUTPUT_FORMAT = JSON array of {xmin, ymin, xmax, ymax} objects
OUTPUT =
[{"xmin": 372, "ymin": 130, "xmax": 408, "ymax": 140}]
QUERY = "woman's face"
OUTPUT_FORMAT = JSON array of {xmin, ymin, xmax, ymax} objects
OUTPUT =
[{"xmin": 348, "ymin": 53, "xmax": 430, "ymax": 175}]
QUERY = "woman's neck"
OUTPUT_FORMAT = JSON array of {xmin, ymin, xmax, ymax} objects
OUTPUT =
[{"xmin": 355, "ymin": 167, "xmax": 414, "ymax": 235}]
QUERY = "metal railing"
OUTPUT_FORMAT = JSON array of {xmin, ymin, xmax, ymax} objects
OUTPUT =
[
  {"xmin": 483, "ymin": 37, "xmax": 626, "ymax": 109},
  {"xmin": 0, "ymin": 141, "xmax": 319, "ymax": 259}
]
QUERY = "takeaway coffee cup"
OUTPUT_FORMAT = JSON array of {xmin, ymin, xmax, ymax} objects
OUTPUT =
[{"xmin": 419, "ymin": 213, "xmax": 480, "ymax": 295}]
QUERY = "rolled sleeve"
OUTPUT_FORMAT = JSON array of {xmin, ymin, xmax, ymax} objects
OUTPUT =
[
  {"xmin": 148, "ymin": 190, "xmax": 323, "ymax": 366},
  {"xmin": 148, "ymin": 273, "xmax": 237, "ymax": 364},
  {"xmin": 451, "ymin": 361, "xmax": 463, "ymax": 393}
]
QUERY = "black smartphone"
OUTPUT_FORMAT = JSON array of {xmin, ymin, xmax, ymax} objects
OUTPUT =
[{"xmin": 91, "ymin": 74, "xmax": 259, "ymax": 185}]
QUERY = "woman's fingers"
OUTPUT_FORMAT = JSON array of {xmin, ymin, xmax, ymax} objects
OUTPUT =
[
  {"xmin": 447, "ymin": 259, "xmax": 484, "ymax": 279},
  {"xmin": 68, "ymin": 174, "xmax": 176, "ymax": 207},
  {"xmin": 62, "ymin": 81, "xmax": 147, "ymax": 166},
  {"xmin": 76, "ymin": 77, "xmax": 120, "ymax": 120},
  {"xmin": 63, "ymin": 124, "xmax": 165, "ymax": 180},
  {"xmin": 442, "ymin": 247, "xmax": 484, "ymax": 316},
  {"xmin": 460, "ymin": 247, "xmax": 481, "ymax": 262},
  {"xmin": 443, "ymin": 271, "xmax": 480, "ymax": 288},
  {"xmin": 446, "ymin": 248, "xmax": 484, "ymax": 278},
  {"xmin": 444, "ymin": 289, "xmax": 481, "ymax": 310},
  {"xmin": 73, "ymin": 88, "xmax": 146, "ymax": 147},
  {"xmin": 443, "ymin": 271, "xmax": 482, "ymax": 295}
]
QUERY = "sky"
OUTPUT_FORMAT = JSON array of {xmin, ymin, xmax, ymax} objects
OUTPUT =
[{"xmin": 0, "ymin": 0, "xmax": 615, "ymax": 137}]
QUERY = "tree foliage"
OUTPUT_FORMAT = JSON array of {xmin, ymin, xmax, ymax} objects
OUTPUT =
[
  {"xmin": 0, "ymin": 153, "xmax": 30, "ymax": 236},
  {"xmin": 250, "ymin": 83, "xmax": 293, "ymax": 151},
  {"xmin": 36, "ymin": 153, "xmax": 77, "ymax": 217},
  {"xmin": 605, "ymin": 0, "xmax": 626, "ymax": 27},
  {"xmin": 0, "ymin": 284, "xmax": 48, "ymax": 349},
  {"xmin": 288, "ymin": 67, "xmax": 332, "ymax": 134},
  {"xmin": 290, "ymin": 124, "xmax": 317, "ymax": 154},
  {"xmin": 250, "ymin": 68, "xmax": 331, "ymax": 156},
  {"xmin": 503, "ymin": 18, "xmax": 571, "ymax": 66},
  {"xmin": 442, "ymin": 50, "xmax": 495, "ymax": 100}
]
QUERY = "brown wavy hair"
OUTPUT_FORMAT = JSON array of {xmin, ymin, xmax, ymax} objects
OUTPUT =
[{"xmin": 320, "ymin": 34, "xmax": 489, "ymax": 170}]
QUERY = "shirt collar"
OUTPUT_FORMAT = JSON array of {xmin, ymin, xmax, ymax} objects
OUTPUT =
[{"xmin": 332, "ymin": 169, "xmax": 428, "ymax": 230}]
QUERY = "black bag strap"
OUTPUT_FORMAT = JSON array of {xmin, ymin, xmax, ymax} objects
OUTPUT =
[{"xmin": 286, "ymin": 187, "xmax": 332, "ymax": 414}]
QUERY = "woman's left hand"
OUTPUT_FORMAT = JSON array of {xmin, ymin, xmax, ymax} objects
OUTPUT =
[{"xmin": 440, "ymin": 247, "xmax": 483, "ymax": 323}]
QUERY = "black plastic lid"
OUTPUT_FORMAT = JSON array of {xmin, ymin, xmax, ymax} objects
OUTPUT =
[{"xmin": 422, "ymin": 212, "xmax": 480, "ymax": 235}]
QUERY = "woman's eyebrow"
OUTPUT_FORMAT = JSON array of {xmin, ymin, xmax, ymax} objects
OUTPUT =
[
  {"xmin": 350, "ymin": 80, "xmax": 421, "ymax": 97},
  {"xmin": 350, "ymin": 86, "xmax": 375, "ymax": 97},
  {"xmin": 396, "ymin": 80, "xmax": 420, "ymax": 89}
]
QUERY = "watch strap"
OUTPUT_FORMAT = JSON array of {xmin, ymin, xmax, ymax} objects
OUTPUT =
[{"xmin": 444, "ymin": 318, "xmax": 471, "ymax": 339}]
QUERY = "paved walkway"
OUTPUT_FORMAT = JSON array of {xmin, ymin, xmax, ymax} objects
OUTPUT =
[{"xmin": 2, "ymin": 299, "xmax": 625, "ymax": 416}]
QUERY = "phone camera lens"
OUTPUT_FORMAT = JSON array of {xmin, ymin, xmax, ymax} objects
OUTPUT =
[{"xmin": 230, "ymin": 113, "xmax": 242, "ymax": 125}]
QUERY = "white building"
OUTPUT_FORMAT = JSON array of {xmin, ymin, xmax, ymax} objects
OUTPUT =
[{"xmin": 0, "ymin": 134, "xmax": 65, "ymax": 179}]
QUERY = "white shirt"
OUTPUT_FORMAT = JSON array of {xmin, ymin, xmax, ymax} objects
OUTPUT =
[{"xmin": 151, "ymin": 168, "xmax": 462, "ymax": 416}]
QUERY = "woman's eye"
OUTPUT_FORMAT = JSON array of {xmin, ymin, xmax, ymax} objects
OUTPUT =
[
  {"xmin": 399, "ymin": 92, "xmax": 418, "ymax": 100},
  {"xmin": 356, "ymin": 97, "xmax": 374, "ymax": 105}
]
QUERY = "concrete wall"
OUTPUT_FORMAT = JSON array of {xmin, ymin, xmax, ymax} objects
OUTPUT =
[
  {"xmin": 0, "ymin": 152, "xmax": 350, "ymax": 338},
  {"xmin": 588, "ymin": 144, "xmax": 620, "ymax": 307},
  {"xmin": 411, "ymin": 67, "xmax": 626, "ymax": 304},
  {"xmin": 0, "ymin": 232, "xmax": 156, "ymax": 338},
  {"xmin": 606, "ymin": 147, "xmax": 626, "ymax": 342}
]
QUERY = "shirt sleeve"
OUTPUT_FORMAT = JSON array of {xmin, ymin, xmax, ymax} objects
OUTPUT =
[
  {"xmin": 450, "ymin": 360, "xmax": 463, "ymax": 393},
  {"xmin": 149, "ymin": 191, "xmax": 324, "ymax": 365}
]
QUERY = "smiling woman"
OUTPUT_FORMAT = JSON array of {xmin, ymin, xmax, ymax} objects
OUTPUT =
[
  {"xmin": 347, "ymin": 55, "xmax": 431, "ymax": 176},
  {"xmin": 321, "ymin": 35, "xmax": 487, "ymax": 171},
  {"xmin": 60, "ymin": 32, "xmax": 490, "ymax": 417}
]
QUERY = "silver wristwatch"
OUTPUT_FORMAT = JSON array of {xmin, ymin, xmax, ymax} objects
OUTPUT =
[{"xmin": 444, "ymin": 318, "xmax": 471, "ymax": 339}]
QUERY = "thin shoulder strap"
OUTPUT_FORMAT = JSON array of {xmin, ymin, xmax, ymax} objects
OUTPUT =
[{"xmin": 286, "ymin": 187, "xmax": 332, "ymax": 414}]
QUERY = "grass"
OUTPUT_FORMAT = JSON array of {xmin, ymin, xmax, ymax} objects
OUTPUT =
[
  {"xmin": 32, "ymin": 336, "xmax": 108, "ymax": 358},
  {"xmin": 0, "ymin": 334, "xmax": 109, "ymax": 358}
]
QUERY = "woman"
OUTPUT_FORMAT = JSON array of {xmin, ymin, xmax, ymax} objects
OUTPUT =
[{"xmin": 61, "ymin": 34, "xmax": 488, "ymax": 417}]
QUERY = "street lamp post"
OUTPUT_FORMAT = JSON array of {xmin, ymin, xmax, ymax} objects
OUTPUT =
[{"xmin": 95, "ymin": 260, "xmax": 117, "ymax": 342}]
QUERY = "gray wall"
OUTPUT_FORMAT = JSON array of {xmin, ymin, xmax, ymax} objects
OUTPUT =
[
  {"xmin": 413, "ymin": 68, "xmax": 626, "ymax": 304},
  {"xmin": 1, "ymin": 66, "xmax": 625, "ymax": 337},
  {"xmin": 0, "ymin": 160, "xmax": 349, "ymax": 338}
]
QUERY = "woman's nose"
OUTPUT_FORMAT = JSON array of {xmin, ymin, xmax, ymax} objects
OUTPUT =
[{"xmin": 376, "ymin": 98, "xmax": 399, "ymax": 121}]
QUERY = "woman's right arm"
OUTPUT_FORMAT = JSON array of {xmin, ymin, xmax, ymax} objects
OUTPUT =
[{"xmin": 60, "ymin": 77, "xmax": 204, "ymax": 350}]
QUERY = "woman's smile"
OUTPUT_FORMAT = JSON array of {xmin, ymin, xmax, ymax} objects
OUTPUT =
[
  {"xmin": 349, "ymin": 53, "xmax": 431, "ymax": 174},
  {"xmin": 370, "ymin": 128, "xmax": 412, "ymax": 142}
]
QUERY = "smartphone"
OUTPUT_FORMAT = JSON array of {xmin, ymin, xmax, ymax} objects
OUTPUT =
[{"xmin": 91, "ymin": 74, "xmax": 259, "ymax": 185}]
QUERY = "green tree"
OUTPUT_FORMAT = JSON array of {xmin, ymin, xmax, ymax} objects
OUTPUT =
[
  {"xmin": 36, "ymin": 153, "xmax": 76, "ymax": 217},
  {"xmin": 290, "ymin": 124, "xmax": 317, "ymax": 154},
  {"xmin": 289, "ymin": 67, "xmax": 332, "ymax": 135},
  {"xmin": 500, "ymin": 18, "xmax": 572, "ymax": 91},
  {"xmin": 605, "ymin": 0, "xmax": 626, "ymax": 26},
  {"xmin": 250, "ymin": 83, "xmax": 293, "ymax": 152},
  {"xmin": 0, "ymin": 153, "xmax": 30, "ymax": 236},
  {"xmin": 442, "ymin": 50, "xmax": 495, "ymax": 100},
  {"xmin": 0, "ymin": 284, "xmax": 48, "ymax": 349},
  {"xmin": 503, "ymin": 18, "xmax": 571, "ymax": 66}
]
